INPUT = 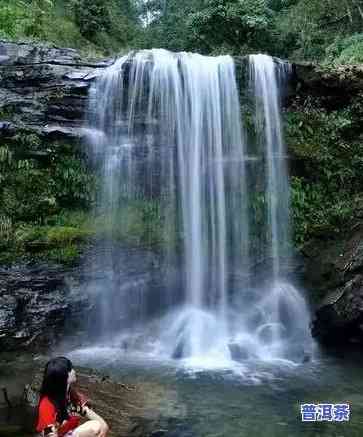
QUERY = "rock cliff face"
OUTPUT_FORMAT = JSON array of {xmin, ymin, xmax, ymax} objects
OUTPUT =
[
  {"xmin": 0, "ymin": 242, "xmax": 167, "ymax": 353},
  {"xmin": 1, "ymin": 41, "xmax": 363, "ymax": 350},
  {"xmin": 304, "ymin": 225, "xmax": 363, "ymax": 346},
  {"xmin": 0, "ymin": 42, "xmax": 99, "ymax": 352},
  {"xmin": 0, "ymin": 40, "xmax": 112, "ymax": 143},
  {"xmin": 2, "ymin": 41, "xmax": 360, "ymax": 143},
  {"xmin": 0, "ymin": 263, "xmax": 88, "ymax": 351}
]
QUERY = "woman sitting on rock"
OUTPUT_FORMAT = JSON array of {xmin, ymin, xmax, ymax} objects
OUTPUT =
[{"xmin": 36, "ymin": 357, "xmax": 109, "ymax": 437}]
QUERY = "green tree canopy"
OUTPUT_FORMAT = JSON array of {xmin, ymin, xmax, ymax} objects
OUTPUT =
[{"xmin": 187, "ymin": 0, "xmax": 272, "ymax": 54}]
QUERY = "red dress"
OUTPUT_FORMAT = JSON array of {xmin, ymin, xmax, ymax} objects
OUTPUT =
[{"xmin": 36, "ymin": 396, "xmax": 80, "ymax": 436}]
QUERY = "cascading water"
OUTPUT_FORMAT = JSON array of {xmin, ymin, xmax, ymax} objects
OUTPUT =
[
  {"xmin": 246, "ymin": 55, "xmax": 310, "ymax": 361},
  {"xmin": 83, "ymin": 49, "xmax": 313, "ymax": 366},
  {"xmin": 250, "ymin": 54, "xmax": 291, "ymax": 278}
]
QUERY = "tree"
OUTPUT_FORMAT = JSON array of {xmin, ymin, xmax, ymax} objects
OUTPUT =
[
  {"xmin": 134, "ymin": 0, "xmax": 205, "ymax": 51},
  {"xmin": 274, "ymin": 0, "xmax": 363, "ymax": 60},
  {"xmin": 187, "ymin": 0, "xmax": 273, "ymax": 54},
  {"xmin": 71, "ymin": 0, "xmax": 111, "ymax": 39},
  {"xmin": 70, "ymin": 0, "xmax": 139, "ymax": 50}
]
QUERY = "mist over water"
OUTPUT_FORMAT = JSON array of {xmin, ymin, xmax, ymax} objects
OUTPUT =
[{"xmin": 82, "ymin": 49, "xmax": 313, "ymax": 368}]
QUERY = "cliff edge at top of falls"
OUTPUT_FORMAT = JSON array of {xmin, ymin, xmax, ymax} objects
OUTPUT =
[
  {"xmin": 1, "ymin": 40, "xmax": 363, "ymax": 351},
  {"xmin": 1, "ymin": 40, "xmax": 362, "ymax": 143}
]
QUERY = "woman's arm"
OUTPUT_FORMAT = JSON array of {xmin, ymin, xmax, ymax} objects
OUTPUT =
[{"xmin": 83, "ymin": 406, "xmax": 108, "ymax": 431}]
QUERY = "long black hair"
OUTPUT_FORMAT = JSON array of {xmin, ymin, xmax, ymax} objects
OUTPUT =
[{"xmin": 38, "ymin": 357, "xmax": 73, "ymax": 423}]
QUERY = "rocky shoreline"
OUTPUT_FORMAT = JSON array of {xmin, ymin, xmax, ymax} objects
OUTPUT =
[{"xmin": 0, "ymin": 357, "xmax": 183, "ymax": 437}]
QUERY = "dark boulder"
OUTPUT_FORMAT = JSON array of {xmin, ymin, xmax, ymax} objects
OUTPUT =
[
  {"xmin": 305, "ymin": 224, "xmax": 363, "ymax": 346},
  {"xmin": 312, "ymin": 275, "xmax": 363, "ymax": 346}
]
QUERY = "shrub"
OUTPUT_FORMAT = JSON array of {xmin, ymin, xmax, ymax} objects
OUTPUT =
[
  {"xmin": 326, "ymin": 33, "xmax": 363, "ymax": 65},
  {"xmin": 52, "ymin": 156, "xmax": 97, "ymax": 208},
  {"xmin": 286, "ymin": 98, "xmax": 363, "ymax": 245},
  {"xmin": 48, "ymin": 244, "xmax": 80, "ymax": 265}
]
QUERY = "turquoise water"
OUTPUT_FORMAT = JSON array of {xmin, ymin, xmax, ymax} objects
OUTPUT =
[{"xmin": 68, "ymin": 347, "xmax": 363, "ymax": 437}]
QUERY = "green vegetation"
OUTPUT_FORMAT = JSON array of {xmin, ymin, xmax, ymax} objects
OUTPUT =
[
  {"xmin": 187, "ymin": 0, "xmax": 272, "ymax": 54},
  {"xmin": 1, "ymin": 0, "xmax": 363, "ymax": 261},
  {"xmin": 325, "ymin": 34, "xmax": 363, "ymax": 65},
  {"xmin": 135, "ymin": 0, "xmax": 363, "ymax": 63},
  {"xmin": 0, "ymin": 0, "xmax": 138, "ymax": 55},
  {"xmin": 286, "ymin": 95, "xmax": 363, "ymax": 246},
  {"xmin": 0, "ymin": 210, "xmax": 91, "ymax": 265},
  {"xmin": 71, "ymin": 0, "xmax": 137, "ymax": 52},
  {"xmin": 0, "ymin": 133, "xmax": 97, "ymax": 265},
  {"xmin": 0, "ymin": 137, "xmax": 96, "ymax": 221},
  {"xmin": 91, "ymin": 200, "xmax": 170, "ymax": 248},
  {"xmin": 1, "ymin": 0, "xmax": 363, "ymax": 63},
  {"xmin": 0, "ymin": 131, "xmax": 169, "ymax": 265},
  {"xmin": 0, "ymin": 131, "xmax": 168, "ymax": 264}
]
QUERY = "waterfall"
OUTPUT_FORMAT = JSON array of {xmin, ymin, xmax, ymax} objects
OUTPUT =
[
  {"xmin": 85, "ymin": 49, "xmax": 313, "ymax": 365},
  {"xmin": 250, "ymin": 54, "xmax": 291, "ymax": 279}
]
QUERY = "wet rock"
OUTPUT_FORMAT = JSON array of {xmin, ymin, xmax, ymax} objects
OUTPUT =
[
  {"xmin": 312, "ymin": 275, "xmax": 363, "ymax": 346},
  {"xmin": 305, "ymin": 224, "xmax": 363, "ymax": 346},
  {"xmin": 302, "ymin": 353, "xmax": 311, "ymax": 363},
  {"xmin": 228, "ymin": 343, "xmax": 249, "ymax": 361},
  {"xmin": 150, "ymin": 430, "xmax": 168, "ymax": 437},
  {"xmin": 0, "ymin": 41, "xmax": 109, "ymax": 143},
  {"xmin": 0, "ymin": 242, "xmax": 174, "ymax": 353},
  {"xmin": 0, "ymin": 44, "xmax": 296, "ymax": 147},
  {"xmin": 42, "ymin": 124, "xmax": 89, "ymax": 140},
  {"xmin": 77, "ymin": 375, "xmax": 184, "ymax": 437},
  {"xmin": 0, "ymin": 264, "xmax": 89, "ymax": 352},
  {"xmin": 1, "ymin": 40, "xmax": 360, "ymax": 146},
  {"xmin": 172, "ymin": 339, "xmax": 186, "ymax": 360},
  {"xmin": 0, "ymin": 121, "xmax": 15, "ymax": 134}
]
